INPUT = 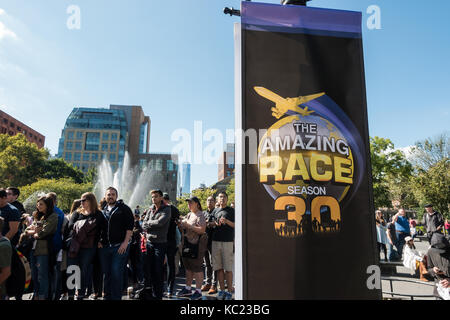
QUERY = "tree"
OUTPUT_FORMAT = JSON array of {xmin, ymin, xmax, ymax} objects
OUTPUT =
[
  {"xmin": 176, "ymin": 187, "xmax": 217, "ymax": 215},
  {"xmin": 410, "ymin": 133, "xmax": 449, "ymax": 170},
  {"xmin": 370, "ymin": 136, "xmax": 413, "ymax": 209},
  {"xmin": 409, "ymin": 133, "xmax": 450, "ymax": 219},
  {"xmin": 226, "ymin": 178, "xmax": 235, "ymax": 205},
  {"xmin": 0, "ymin": 133, "xmax": 49, "ymax": 187},
  {"xmin": 40, "ymin": 158, "xmax": 84, "ymax": 184},
  {"xmin": 18, "ymin": 178, "xmax": 93, "ymax": 213}
]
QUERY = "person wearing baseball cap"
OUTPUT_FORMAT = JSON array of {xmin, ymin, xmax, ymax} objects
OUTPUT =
[
  {"xmin": 422, "ymin": 204, "xmax": 444, "ymax": 244},
  {"xmin": 176, "ymin": 196, "xmax": 207, "ymax": 300}
]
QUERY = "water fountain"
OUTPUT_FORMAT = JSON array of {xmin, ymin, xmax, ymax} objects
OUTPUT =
[{"xmin": 93, "ymin": 152, "xmax": 157, "ymax": 209}]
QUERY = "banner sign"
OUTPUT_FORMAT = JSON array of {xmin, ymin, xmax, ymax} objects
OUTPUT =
[{"xmin": 236, "ymin": 1, "xmax": 380, "ymax": 299}]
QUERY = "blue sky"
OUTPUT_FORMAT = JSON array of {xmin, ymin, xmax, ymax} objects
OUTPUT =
[{"xmin": 0, "ymin": 0, "xmax": 449, "ymax": 190}]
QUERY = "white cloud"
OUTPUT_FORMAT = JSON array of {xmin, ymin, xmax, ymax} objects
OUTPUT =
[
  {"xmin": 0, "ymin": 21, "xmax": 17, "ymax": 40},
  {"xmin": 0, "ymin": 8, "xmax": 5, "ymax": 16}
]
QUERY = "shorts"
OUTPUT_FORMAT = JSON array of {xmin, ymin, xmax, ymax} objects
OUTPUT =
[
  {"xmin": 212, "ymin": 241, "xmax": 234, "ymax": 272},
  {"xmin": 182, "ymin": 235, "xmax": 207, "ymax": 273}
]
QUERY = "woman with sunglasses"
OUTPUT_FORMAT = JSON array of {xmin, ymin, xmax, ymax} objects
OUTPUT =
[{"xmin": 67, "ymin": 192, "xmax": 106, "ymax": 300}]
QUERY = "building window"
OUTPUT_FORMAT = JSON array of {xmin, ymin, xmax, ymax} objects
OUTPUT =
[
  {"xmin": 167, "ymin": 160, "xmax": 174, "ymax": 171},
  {"xmin": 139, "ymin": 159, "xmax": 147, "ymax": 170},
  {"xmin": 67, "ymin": 131, "xmax": 74, "ymax": 140},
  {"xmin": 75, "ymin": 142, "xmax": 82, "ymax": 150},
  {"xmin": 76, "ymin": 132, "xmax": 84, "ymax": 140},
  {"xmin": 66, "ymin": 142, "xmax": 73, "ymax": 150},
  {"xmin": 74, "ymin": 153, "xmax": 81, "ymax": 161},
  {"xmin": 83, "ymin": 153, "xmax": 90, "ymax": 161},
  {"xmin": 102, "ymin": 143, "xmax": 108, "ymax": 151},
  {"xmin": 65, "ymin": 152, "xmax": 72, "ymax": 161},
  {"xmin": 109, "ymin": 154, "xmax": 116, "ymax": 162},
  {"xmin": 91, "ymin": 153, "xmax": 98, "ymax": 161},
  {"xmin": 110, "ymin": 143, "xmax": 116, "ymax": 152},
  {"xmin": 85, "ymin": 132, "xmax": 100, "ymax": 151},
  {"xmin": 111, "ymin": 133, "xmax": 118, "ymax": 141},
  {"xmin": 102, "ymin": 133, "xmax": 109, "ymax": 141},
  {"xmin": 156, "ymin": 159, "xmax": 163, "ymax": 171}
]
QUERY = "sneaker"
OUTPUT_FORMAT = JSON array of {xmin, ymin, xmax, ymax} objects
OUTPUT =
[
  {"xmin": 201, "ymin": 284, "xmax": 211, "ymax": 292},
  {"xmin": 208, "ymin": 286, "xmax": 217, "ymax": 294},
  {"xmin": 190, "ymin": 291, "xmax": 203, "ymax": 300},
  {"xmin": 176, "ymin": 287, "xmax": 193, "ymax": 297},
  {"xmin": 224, "ymin": 292, "xmax": 233, "ymax": 300},
  {"xmin": 217, "ymin": 290, "xmax": 226, "ymax": 300},
  {"xmin": 89, "ymin": 294, "xmax": 98, "ymax": 300},
  {"xmin": 165, "ymin": 290, "xmax": 173, "ymax": 298}
]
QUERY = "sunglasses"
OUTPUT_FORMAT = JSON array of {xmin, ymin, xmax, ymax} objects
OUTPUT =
[{"xmin": 81, "ymin": 199, "xmax": 88, "ymax": 202}]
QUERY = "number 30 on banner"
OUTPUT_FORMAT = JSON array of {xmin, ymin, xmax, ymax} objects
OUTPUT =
[{"xmin": 274, "ymin": 196, "xmax": 341, "ymax": 234}]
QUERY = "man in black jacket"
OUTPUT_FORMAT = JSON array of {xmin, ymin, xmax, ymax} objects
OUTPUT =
[
  {"xmin": 423, "ymin": 204, "xmax": 445, "ymax": 244},
  {"xmin": 163, "ymin": 192, "xmax": 180, "ymax": 297},
  {"xmin": 142, "ymin": 190, "xmax": 171, "ymax": 300},
  {"xmin": 426, "ymin": 233, "xmax": 450, "ymax": 299},
  {"xmin": 99, "ymin": 187, "xmax": 134, "ymax": 300}
]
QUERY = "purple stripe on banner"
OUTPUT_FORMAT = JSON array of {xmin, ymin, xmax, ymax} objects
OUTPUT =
[{"xmin": 241, "ymin": 1, "xmax": 361, "ymax": 34}]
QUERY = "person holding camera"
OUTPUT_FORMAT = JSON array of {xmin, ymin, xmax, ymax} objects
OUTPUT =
[
  {"xmin": 23, "ymin": 196, "xmax": 58, "ymax": 300},
  {"xmin": 426, "ymin": 233, "xmax": 450, "ymax": 299},
  {"xmin": 211, "ymin": 192, "xmax": 235, "ymax": 300},
  {"xmin": 176, "ymin": 197, "xmax": 207, "ymax": 300}
]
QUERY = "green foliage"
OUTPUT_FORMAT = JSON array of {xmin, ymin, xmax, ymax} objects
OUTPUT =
[
  {"xmin": 176, "ymin": 187, "xmax": 217, "ymax": 215},
  {"xmin": 411, "ymin": 159, "xmax": 450, "ymax": 219},
  {"xmin": 226, "ymin": 178, "xmax": 235, "ymax": 205},
  {"xmin": 0, "ymin": 133, "xmax": 49, "ymax": 187},
  {"xmin": 0, "ymin": 133, "xmax": 87, "ymax": 187},
  {"xmin": 83, "ymin": 167, "xmax": 98, "ymax": 184},
  {"xmin": 40, "ymin": 158, "xmax": 84, "ymax": 184},
  {"xmin": 408, "ymin": 133, "xmax": 450, "ymax": 219},
  {"xmin": 370, "ymin": 136, "xmax": 413, "ymax": 209},
  {"xmin": 410, "ymin": 133, "xmax": 449, "ymax": 170},
  {"xmin": 18, "ymin": 178, "xmax": 93, "ymax": 214}
]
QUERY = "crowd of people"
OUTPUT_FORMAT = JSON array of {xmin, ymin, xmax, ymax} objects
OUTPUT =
[
  {"xmin": 375, "ymin": 205, "xmax": 450, "ymax": 299},
  {"xmin": 0, "ymin": 186, "xmax": 235, "ymax": 301}
]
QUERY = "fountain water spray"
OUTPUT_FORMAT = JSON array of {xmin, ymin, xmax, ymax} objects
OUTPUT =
[{"xmin": 94, "ymin": 152, "xmax": 156, "ymax": 209}]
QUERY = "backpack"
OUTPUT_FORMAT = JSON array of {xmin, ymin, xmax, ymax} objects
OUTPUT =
[{"xmin": 6, "ymin": 248, "xmax": 32, "ymax": 297}]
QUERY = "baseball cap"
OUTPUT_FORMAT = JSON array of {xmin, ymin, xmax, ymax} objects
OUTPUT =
[
  {"xmin": 185, "ymin": 196, "xmax": 200, "ymax": 205},
  {"xmin": 424, "ymin": 204, "xmax": 433, "ymax": 208}
]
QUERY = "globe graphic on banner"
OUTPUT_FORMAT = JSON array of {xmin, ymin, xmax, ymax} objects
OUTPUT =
[
  {"xmin": 258, "ymin": 113, "xmax": 354, "ymax": 203},
  {"xmin": 254, "ymin": 87, "xmax": 365, "ymax": 237}
]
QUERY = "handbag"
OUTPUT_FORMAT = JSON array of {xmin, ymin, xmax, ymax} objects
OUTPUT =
[{"xmin": 181, "ymin": 236, "xmax": 199, "ymax": 259}]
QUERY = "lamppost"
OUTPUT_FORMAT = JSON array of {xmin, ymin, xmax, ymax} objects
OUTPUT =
[
  {"xmin": 224, "ymin": 0, "xmax": 311, "ymax": 17},
  {"xmin": 281, "ymin": 0, "xmax": 311, "ymax": 5}
]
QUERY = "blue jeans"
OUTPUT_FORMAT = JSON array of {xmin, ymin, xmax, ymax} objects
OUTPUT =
[
  {"xmin": 30, "ymin": 252, "xmax": 49, "ymax": 299},
  {"xmin": 68, "ymin": 247, "xmax": 96, "ymax": 298},
  {"xmin": 144, "ymin": 242, "xmax": 167, "ymax": 300},
  {"xmin": 99, "ymin": 244, "xmax": 130, "ymax": 300},
  {"xmin": 396, "ymin": 232, "xmax": 410, "ymax": 257},
  {"xmin": 386, "ymin": 242, "xmax": 400, "ymax": 261}
]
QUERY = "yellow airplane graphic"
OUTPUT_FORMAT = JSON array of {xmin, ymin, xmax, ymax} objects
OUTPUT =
[{"xmin": 254, "ymin": 87, "xmax": 325, "ymax": 119}]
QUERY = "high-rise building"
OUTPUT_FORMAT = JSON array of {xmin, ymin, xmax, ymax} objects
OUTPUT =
[
  {"xmin": 218, "ymin": 143, "xmax": 235, "ymax": 181},
  {"xmin": 0, "ymin": 109, "xmax": 45, "ymax": 148},
  {"xmin": 138, "ymin": 153, "xmax": 179, "ymax": 201},
  {"xmin": 178, "ymin": 162, "xmax": 191, "ymax": 196},
  {"xmin": 57, "ymin": 105, "xmax": 150, "ymax": 173}
]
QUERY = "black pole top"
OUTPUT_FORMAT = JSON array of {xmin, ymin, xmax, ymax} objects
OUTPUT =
[{"xmin": 281, "ymin": 0, "xmax": 311, "ymax": 5}]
